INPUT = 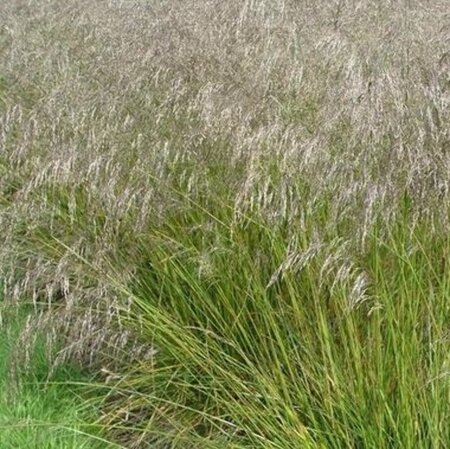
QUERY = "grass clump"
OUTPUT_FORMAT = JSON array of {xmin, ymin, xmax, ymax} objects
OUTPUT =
[{"xmin": 91, "ymin": 200, "xmax": 449, "ymax": 448}]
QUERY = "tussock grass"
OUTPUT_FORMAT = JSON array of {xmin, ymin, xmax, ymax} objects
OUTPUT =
[
  {"xmin": 91, "ymin": 200, "xmax": 450, "ymax": 448},
  {"xmin": 1, "ymin": 0, "xmax": 450, "ymax": 447}
]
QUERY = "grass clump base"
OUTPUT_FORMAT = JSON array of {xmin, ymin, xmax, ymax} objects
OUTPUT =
[{"xmin": 92, "ymin": 205, "xmax": 450, "ymax": 448}]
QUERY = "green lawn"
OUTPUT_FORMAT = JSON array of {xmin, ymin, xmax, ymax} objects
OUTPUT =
[{"xmin": 0, "ymin": 303, "xmax": 115, "ymax": 449}]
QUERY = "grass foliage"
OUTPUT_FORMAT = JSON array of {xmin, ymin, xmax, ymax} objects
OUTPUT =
[{"xmin": 1, "ymin": 0, "xmax": 450, "ymax": 447}]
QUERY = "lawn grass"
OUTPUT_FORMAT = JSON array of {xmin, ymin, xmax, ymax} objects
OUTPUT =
[{"xmin": 0, "ymin": 301, "xmax": 116, "ymax": 449}]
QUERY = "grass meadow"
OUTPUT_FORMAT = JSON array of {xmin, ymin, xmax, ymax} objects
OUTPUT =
[
  {"xmin": 1, "ymin": 0, "xmax": 450, "ymax": 447},
  {"xmin": 0, "ymin": 297, "xmax": 116, "ymax": 448}
]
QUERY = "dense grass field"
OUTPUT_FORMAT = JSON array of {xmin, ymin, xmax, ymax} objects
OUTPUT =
[{"xmin": 1, "ymin": 0, "xmax": 449, "ymax": 448}]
